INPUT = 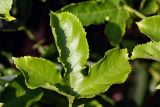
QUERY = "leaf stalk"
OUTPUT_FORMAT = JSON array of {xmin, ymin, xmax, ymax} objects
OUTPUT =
[
  {"xmin": 123, "ymin": 5, "xmax": 147, "ymax": 19},
  {"xmin": 68, "ymin": 96, "xmax": 75, "ymax": 107}
]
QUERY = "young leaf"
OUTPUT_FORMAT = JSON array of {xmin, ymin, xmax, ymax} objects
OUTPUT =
[
  {"xmin": 0, "ymin": 0, "xmax": 15, "ymax": 21},
  {"xmin": 61, "ymin": 0, "xmax": 129, "ymax": 46},
  {"xmin": 131, "ymin": 41, "xmax": 160, "ymax": 60},
  {"xmin": 137, "ymin": 15, "xmax": 160, "ymax": 41},
  {"xmin": 12, "ymin": 56, "xmax": 63, "ymax": 91},
  {"xmin": 76, "ymin": 48, "xmax": 131, "ymax": 98},
  {"xmin": 50, "ymin": 12, "xmax": 89, "ymax": 88}
]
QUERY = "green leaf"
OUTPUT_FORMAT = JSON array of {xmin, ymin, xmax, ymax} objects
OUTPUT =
[
  {"xmin": 0, "ymin": 0, "xmax": 15, "ymax": 21},
  {"xmin": 140, "ymin": 0, "xmax": 159, "ymax": 15},
  {"xmin": 137, "ymin": 15, "xmax": 160, "ymax": 41},
  {"xmin": 61, "ymin": 0, "xmax": 129, "ymax": 46},
  {"xmin": 50, "ymin": 12, "xmax": 89, "ymax": 88},
  {"xmin": 131, "ymin": 41, "xmax": 160, "ymax": 60},
  {"xmin": 156, "ymin": 84, "xmax": 160, "ymax": 89},
  {"xmin": 76, "ymin": 48, "xmax": 131, "ymax": 98},
  {"xmin": 104, "ymin": 9, "xmax": 129, "ymax": 46},
  {"xmin": 12, "ymin": 56, "xmax": 62, "ymax": 90},
  {"xmin": 61, "ymin": 0, "xmax": 128, "ymax": 25},
  {"xmin": 3, "ymin": 90, "xmax": 43, "ymax": 107},
  {"xmin": 13, "ymin": 12, "xmax": 132, "ymax": 101},
  {"xmin": 1, "ymin": 76, "xmax": 43, "ymax": 107},
  {"xmin": 60, "ymin": 0, "xmax": 114, "ymax": 26}
]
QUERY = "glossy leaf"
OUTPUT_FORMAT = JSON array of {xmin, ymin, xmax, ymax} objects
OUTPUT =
[
  {"xmin": 13, "ymin": 12, "xmax": 131, "ymax": 101},
  {"xmin": 0, "ymin": 0, "xmax": 15, "ymax": 21},
  {"xmin": 50, "ymin": 12, "xmax": 89, "ymax": 88},
  {"xmin": 131, "ymin": 41, "xmax": 160, "ymax": 60},
  {"xmin": 12, "ymin": 56, "xmax": 63, "ymax": 90},
  {"xmin": 61, "ymin": 0, "xmax": 129, "ymax": 46},
  {"xmin": 76, "ymin": 48, "xmax": 131, "ymax": 98},
  {"xmin": 137, "ymin": 15, "xmax": 160, "ymax": 41}
]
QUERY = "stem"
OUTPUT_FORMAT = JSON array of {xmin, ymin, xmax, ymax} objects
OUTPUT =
[
  {"xmin": 100, "ymin": 94, "xmax": 115, "ymax": 106},
  {"xmin": 68, "ymin": 96, "xmax": 75, "ymax": 107},
  {"xmin": 19, "ymin": 26, "xmax": 35, "ymax": 40},
  {"xmin": 139, "ymin": 0, "xmax": 146, "ymax": 9},
  {"xmin": 25, "ymin": 28, "xmax": 35, "ymax": 40},
  {"xmin": 123, "ymin": 4, "xmax": 147, "ymax": 19}
]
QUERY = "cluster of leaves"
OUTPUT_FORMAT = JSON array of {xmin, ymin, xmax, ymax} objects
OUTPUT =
[
  {"xmin": 1, "ymin": 0, "xmax": 160, "ymax": 107},
  {"xmin": 13, "ymin": 11, "xmax": 131, "ymax": 102}
]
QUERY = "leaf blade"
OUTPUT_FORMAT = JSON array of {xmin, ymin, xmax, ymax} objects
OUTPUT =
[
  {"xmin": 50, "ymin": 12, "xmax": 89, "ymax": 88},
  {"xmin": 61, "ymin": 0, "xmax": 129, "ymax": 46},
  {"xmin": 131, "ymin": 41, "xmax": 160, "ymax": 60},
  {"xmin": 0, "ymin": 0, "xmax": 15, "ymax": 21},
  {"xmin": 104, "ymin": 9, "xmax": 129, "ymax": 45},
  {"xmin": 137, "ymin": 15, "xmax": 160, "ymax": 41},
  {"xmin": 76, "ymin": 48, "xmax": 131, "ymax": 98},
  {"xmin": 12, "ymin": 56, "xmax": 62, "ymax": 89}
]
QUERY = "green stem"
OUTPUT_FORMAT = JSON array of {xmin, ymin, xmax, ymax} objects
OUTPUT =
[
  {"xmin": 19, "ymin": 26, "xmax": 35, "ymax": 40},
  {"xmin": 68, "ymin": 96, "xmax": 74, "ymax": 107},
  {"xmin": 123, "ymin": 4, "xmax": 147, "ymax": 19},
  {"xmin": 100, "ymin": 94, "xmax": 115, "ymax": 106},
  {"xmin": 139, "ymin": 0, "xmax": 146, "ymax": 9}
]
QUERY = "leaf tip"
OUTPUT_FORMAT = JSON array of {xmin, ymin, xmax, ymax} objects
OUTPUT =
[
  {"xmin": 6, "ymin": 16, "xmax": 16, "ymax": 21},
  {"xmin": 12, "ymin": 57, "xmax": 17, "ymax": 63}
]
